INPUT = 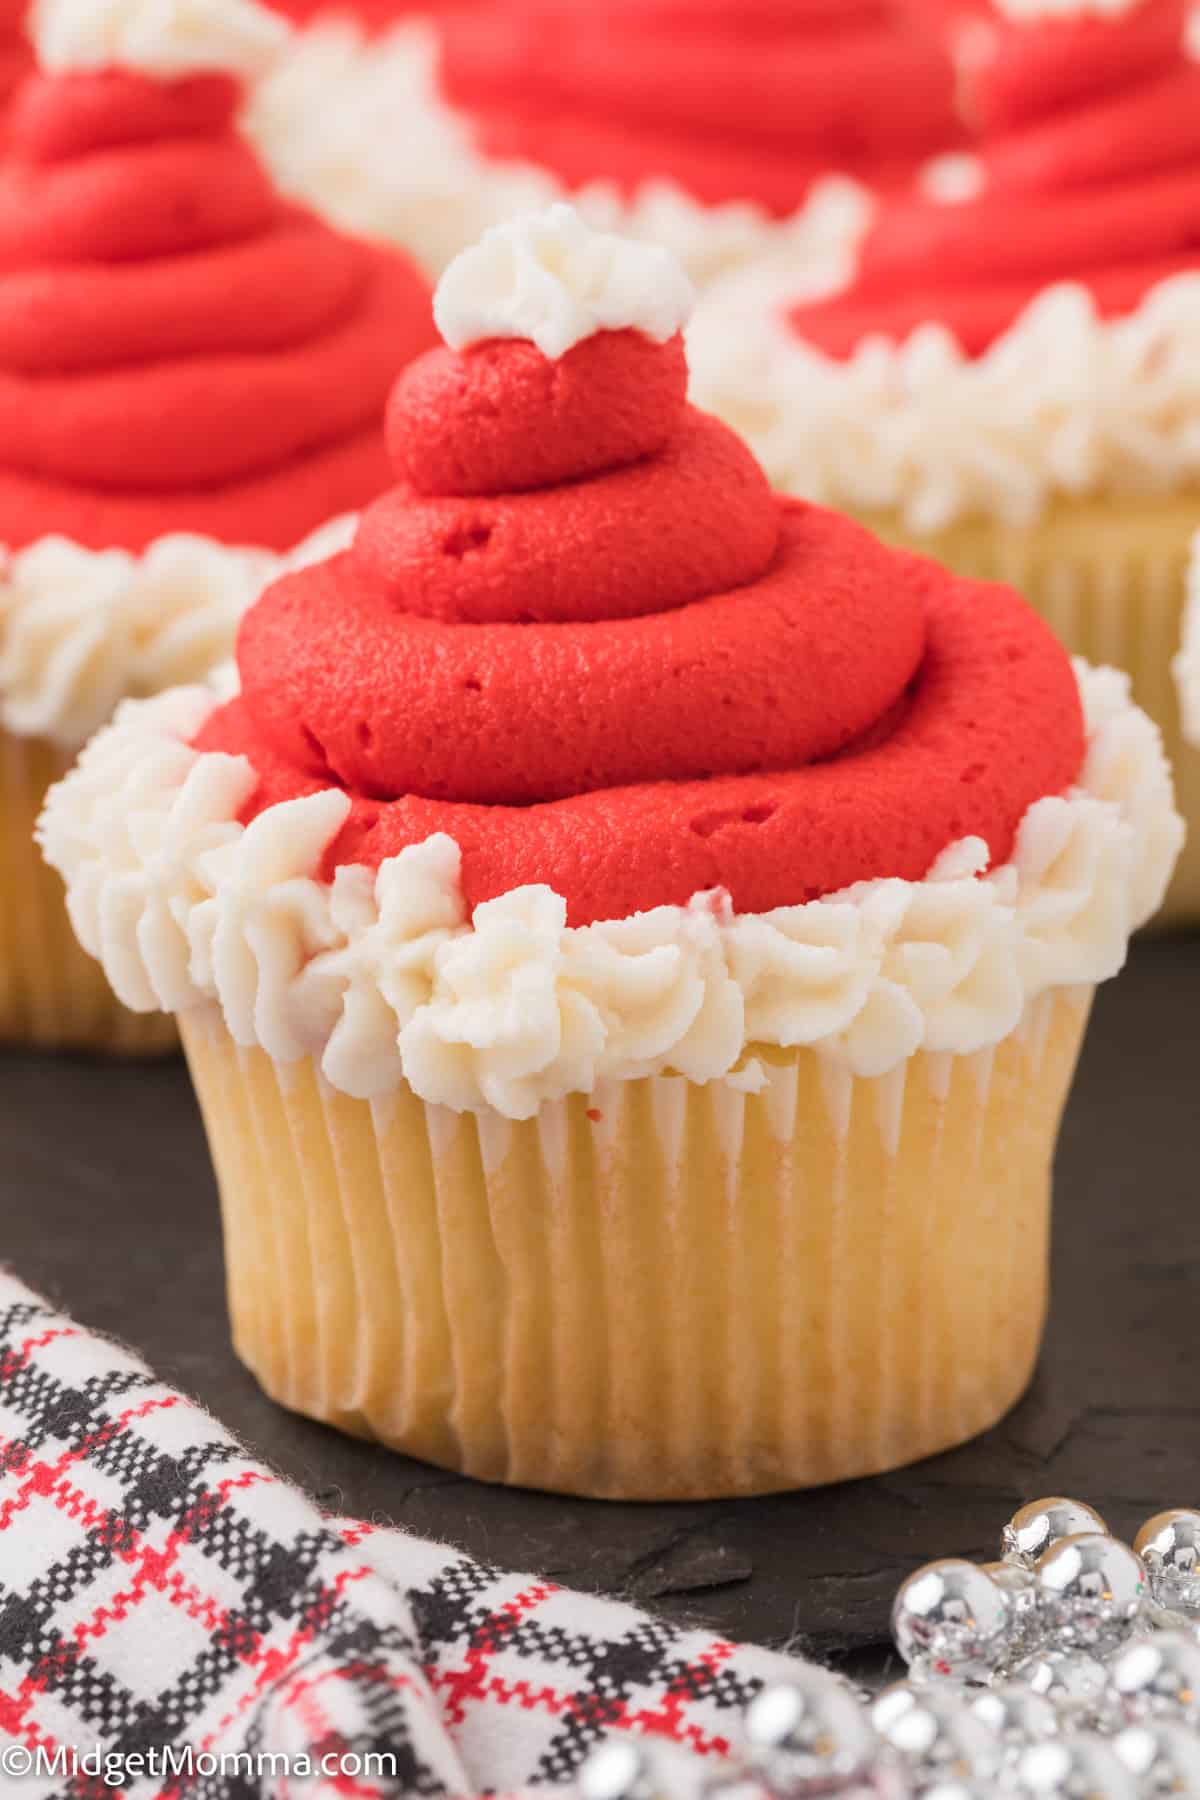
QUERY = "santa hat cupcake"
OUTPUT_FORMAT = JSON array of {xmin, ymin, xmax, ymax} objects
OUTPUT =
[
  {"xmin": 692, "ymin": 0, "xmax": 1200, "ymax": 920},
  {"xmin": 42, "ymin": 208, "xmax": 1181, "ymax": 1499},
  {"xmin": 0, "ymin": 0, "xmax": 436, "ymax": 1051}
]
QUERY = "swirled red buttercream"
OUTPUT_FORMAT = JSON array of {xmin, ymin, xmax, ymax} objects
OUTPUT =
[
  {"xmin": 195, "ymin": 327, "xmax": 1085, "ymax": 923},
  {"xmin": 0, "ymin": 2, "xmax": 31, "ymax": 125},
  {"xmin": 791, "ymin": 0, "xmax": 1200, "ymax": 357},
  {"xmin": 435, "ymin": 0, "xmax": 961, "ymax": 217},
  {"xmin": 0, "ymin": 63, "xmax": 436, "ymax": 549}
]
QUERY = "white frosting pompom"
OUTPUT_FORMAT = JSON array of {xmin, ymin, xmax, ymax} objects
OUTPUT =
[
  {"xmin": 31, "ymin": 0, "xmax": 289, "ymax": 80},
  {"xmin": 434, "ymin": 203, "xmax": 697, "ymax": 361}
]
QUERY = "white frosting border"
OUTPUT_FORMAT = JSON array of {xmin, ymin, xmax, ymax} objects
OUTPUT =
[
  {"xmin": 1176, "ymin": 529, "xmax": 1200, "ymax": 748},
  {"xmin": 0, "ymin": 517, "xmax": 355, "ymax": 751},
  {"xmin": 32, "ymin": 0, "xmax": 289, "ymax": 79},
  {"xmin": 244, "ymin": 16, "xmax": 870, "ymax": 292},
  {"xmin": 38, "ymin": 661, "xmax": 1182, "ymax": 1119},
  {"xmin": 687, "ymin": 264, "xmax": 1200, "ymax": 530}
]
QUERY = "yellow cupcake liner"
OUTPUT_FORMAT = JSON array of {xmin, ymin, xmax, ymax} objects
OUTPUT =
[
  {"xmin": 0, "ymin": 728, "xmax": 178, "ymax": 1054},
  {"xmin": 858, "ymin": 491, "xmax": 1200, "ymax": 925},
  {"xmin": 181, "ymin": 987, "xmax": 1090, "ymax": 1501}
]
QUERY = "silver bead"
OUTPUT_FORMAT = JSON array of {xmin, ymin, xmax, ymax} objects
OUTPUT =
[
  {"xmin": 891, "ymin": 1560, "xmax": 1009, "ymax": 1683},
  {"xmin": 1112, "ymin": 1720, "xmax": 1200, "ymax": 1793},
  {"xmin": 981, "ymin": 1561, "xmax": 1043, "ymax": 1666},
  {"xmin": 1003, "ymin": 1500, "xmax": 1109, "ymax": 1570},
  {"xmin": 968, "ymin": 1682, "xmax": 1059, "ymax": 1755},
  {"xmin": 579, "ymin": 1743, "xmax": 666, "ymax": 1800},
  {"xmin": 1135, "ymin": 1512, "xmax": 1200, "ymax": 1619},
  {"xmin": 1008, "ymin": 1649, "xmax": 1111, "ymax": 1725},
  {"xmin": 871, "ymin": 1684, "xmax": 1002, "ymax": 1784},
  {"xmin": 1035, "ymin": 1534, "xmax": 1147, "ymax": 1657},
  {"xmin": 745, "ymin": 1673, "xmax": 879, "ymax": 1796},
  {"xmin": 1109, "ymin": 1631, "xmax": 1200, "ymax": 1726},
  {"xmin": 1009, "ymin": 1734, "xmax": 1136, "ymax": 1799}
]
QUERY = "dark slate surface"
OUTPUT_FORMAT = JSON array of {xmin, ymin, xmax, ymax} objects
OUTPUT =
[{"xmin": 2, "ymin": 934, "xmax": 1196, "ymax": 1670}]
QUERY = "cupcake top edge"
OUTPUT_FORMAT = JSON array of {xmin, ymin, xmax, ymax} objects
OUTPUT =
[
  {"xmin": 34, "ymin": 209, "xmax": 1185, "ymax": 1110},
  {"xmin": 706, "ymin": 0, "xmax": 1200, "ymax": 524},
  {"xmin": 30, "ymin": 0, "xmax": 290, "ymax": 81},
  {"xmin": 0, "ymin": 516, "xmax": 355, "ymax": 751},
  {"xmin": 36, "ymin": 658, "xmax": 1183, "ymax": 1118},
  {"xmin": 688, "ymin": 262, "xmax": 1200, "ymax": 530},
  {"xmin": 433, "ymin": 202, "xmax": 697, "ymax": 361}
]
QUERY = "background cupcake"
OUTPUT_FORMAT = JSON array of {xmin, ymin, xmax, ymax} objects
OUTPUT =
[
  {"xmin": 0, "ymin": 0, "xmax": 436, "ymax": 1051},
  {"xmin": 41, "ymin": 211, "xmax": 1182, "ymax": 1500},
  {"xmin": 691, "ymin": 0, "xmax": 1200, "ymax": 920},
  {"xmin": 249, "ymin": 0, "xmax": 961, "ymax": 293}
]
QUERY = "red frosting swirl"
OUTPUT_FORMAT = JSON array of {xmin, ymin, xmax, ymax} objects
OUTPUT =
[
  {"xmin": 791, "ymin": 0, "xmax": 1200, "ymax": 357},
  {"xmin": 0, "ymin": 1, "xmax": 30, "ymax": 124},
  {"xmin": 193, "ymin": 326, "xmax": 1085, "ymax": 924},
  {"xmin": 0, "ymin": 65, "xmax": 437, "ymax": 550},
  {"xmin": 435, "ymin": 0, "xmax": 961, "ymax": 217}
]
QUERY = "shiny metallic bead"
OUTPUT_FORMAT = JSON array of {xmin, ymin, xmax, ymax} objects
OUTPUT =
[
  {"xmin": 1112, "ymin": 1721, "xmax": 1200, "ymax": 1793},
  {"xmin": 1035, "ymin": 1534, "xmax": 1147, "ymax": 1656},
  {"xmin": 1009, "ymin": 1734, "xmax": 1136, "ymax": 1799},
  {"xmin": 1008, "ymin": 1649, "xmax": 1112, "ymax": 1725},
  {"xmin": 981, "ymin": 1561, "xmax": 1043, "ymax": 1666},
  {"xmin": 1003, "ymin": 1500, "xmax": 1109, "ymax": 1570},
  {"xmin": 870, "ymin": 1685, "xmax": 1002, "ymax": 1784},
  {"xmin": 579, "ymin": 1742, "xmax": 666, "ymax": 1800},
  {"xmin": 968, "ymin": 1682, "xmax": 1059, "ymax": 1755},
  {"xmin": 744, "ymin": 1673, "xmax": 879, "ymax": 1796},
  {"xmin": 1135, "ymin": 1511, "xmax": 1200, "ymax": 1619},
  {"xmin": 1109, "ymin": 1631, "xmax": 1200, "ymax": 1725},
  {"xmin": 891, "ymin": 1560, "xmax": 1009, "ymax": 1682}
]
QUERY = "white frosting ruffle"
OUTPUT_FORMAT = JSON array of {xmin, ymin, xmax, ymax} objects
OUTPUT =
[
  {"xmin": 434, "ymin": 204, "xmax": 696, "ymax": 360},
  {"xmin": 38, "ymin": 663, "xmax": 1182, "ymax": 1119},
  {"xmin": 0, "ymin": 517, "xmax": 355, "ymax": 750},
  {"xmin": 688, "ymin": 268, "xmax": 1200, "ymax": 530},
  {"xmin": 244, "ymin": 16, "xmax": 870, "ymax": 292},
  {"xmin": 1176, "ymin": 530, "xmax": 1200, "ymax": 748},
  {"xmin": 32, "ymin": 0, "xmax": 289, "ymax": 79}
]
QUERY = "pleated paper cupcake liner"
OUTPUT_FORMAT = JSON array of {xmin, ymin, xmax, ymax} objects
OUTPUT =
[
  {"xmin": 0, "ymin": 728, "xmax": 179, "ymax": 1054},
  {"xmin": 860, "ymin": 491, "xmax": 1199, "ymax": 924},
  {"xmin": 182, "ymin": 988, "xmax": 1091, "ymax": 1502}
]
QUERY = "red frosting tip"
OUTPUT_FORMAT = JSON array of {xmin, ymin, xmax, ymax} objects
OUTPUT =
[{"xmin": 0, "ymin": 32, "xmax": 436, "ymax": 550}]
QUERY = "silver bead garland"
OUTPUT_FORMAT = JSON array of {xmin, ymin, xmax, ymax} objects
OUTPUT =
[{"xmin": 578, "ymin": 1497, "xmax": 1200, "ymax": 1800}]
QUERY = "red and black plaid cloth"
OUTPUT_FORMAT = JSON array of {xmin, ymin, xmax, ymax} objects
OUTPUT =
[{"xmin": 0, "ymin": 1271, "xmax": 806, "ymax": 1799}]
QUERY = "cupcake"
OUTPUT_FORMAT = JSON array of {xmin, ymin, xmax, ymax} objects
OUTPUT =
[
  {"xmin": 41, "ymin": 209, "xmax": 1182, "ymax": 1500},
  {"xmin": 690, "ymin": 0, "xmax": 1200, "ymax": 919},
  {"xmin": 249, "ymin": 0, "xmax": 961, "ymax": 293},
  {"xmin": 0, "ymin": 0, "xmax": 436, "ymax": 1051}
]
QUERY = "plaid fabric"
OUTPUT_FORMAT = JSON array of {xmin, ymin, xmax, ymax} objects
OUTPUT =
[{"xmin": 0, "ymin": 1271, "xmax": 807, "ymax": 1799}]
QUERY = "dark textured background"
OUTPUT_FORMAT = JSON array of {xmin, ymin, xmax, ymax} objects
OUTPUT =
[{"xmin": 2, "ymin": 934, "xmax": 1196, "ymax": 1675}]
